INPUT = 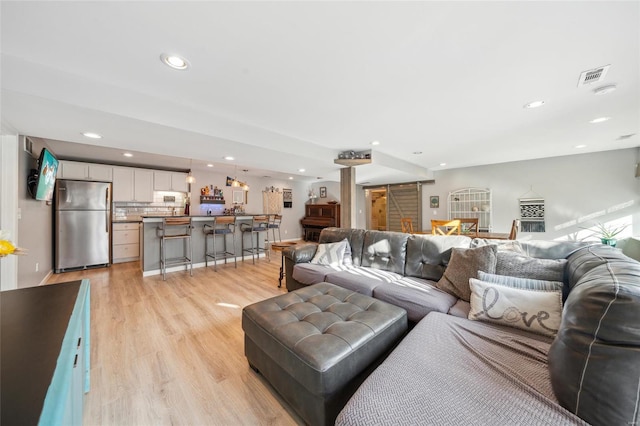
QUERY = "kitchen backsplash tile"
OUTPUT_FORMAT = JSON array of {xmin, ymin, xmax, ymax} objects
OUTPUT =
[{"xmin": 113, "ymin": 191, "xmax": 186, "ymax": 220}]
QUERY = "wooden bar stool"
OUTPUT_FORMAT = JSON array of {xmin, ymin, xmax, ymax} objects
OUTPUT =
[
  {"xmin": 157, "ymin": 217, "xmax": 193, "ymax": 280},
  {"xmin": 203, "ymin": 216, "xmax": 237, "ymax": 271},
  {"xmin": 240, "ymin": 215, "xmax": 270, "ymax": 264}
]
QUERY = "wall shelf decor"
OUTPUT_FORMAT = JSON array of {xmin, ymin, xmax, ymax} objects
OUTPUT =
[{"xmin": 448, "ymin": 188, "xmax": 492, "ymax": 231}]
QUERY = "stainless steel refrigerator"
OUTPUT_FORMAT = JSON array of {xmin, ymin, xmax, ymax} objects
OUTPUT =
[{"xmin": 55, "ymin": 179, "xmax": 111, "ymax": 272}]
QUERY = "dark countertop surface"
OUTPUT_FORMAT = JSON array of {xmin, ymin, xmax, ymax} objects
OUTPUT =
[{"xmin": 1, "ymin": 281, "xmax": 82, "ymax": 426}]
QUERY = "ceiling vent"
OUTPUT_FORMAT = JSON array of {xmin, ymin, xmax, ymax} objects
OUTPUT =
[{"xmin": 577, "ymin": 65, "xmax": 610, "ymax": 87}]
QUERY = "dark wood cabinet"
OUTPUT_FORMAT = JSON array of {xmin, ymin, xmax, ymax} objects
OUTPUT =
[{"xmin": 301, "ymin": 203, "xmax": 340, "ymax": 241}]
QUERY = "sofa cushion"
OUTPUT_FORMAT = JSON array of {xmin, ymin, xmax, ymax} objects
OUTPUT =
[
  {"xmin": 311, "ymin": 238, "xmax": 349, "ymax": 266},
  {"xmin": 336, "ymin": 313, "xmax": 587, "ymax": 425},
  {"xmin": 549, "ymin": 245, "xmax": 640, "ymax": 426},
  {"xmin": 373, "ymin": 277, "xmax": 458, "ymax": 323},
  {"xmin": 319, "ymin": 228, "xmax": 366, "ymax": 266},
  {"xmin": 360, "ymin": 230, "xmax": 409, "ymax": 275},
  {"xmin": 435, "ymin": 245, "xmax": 498, "ymax": 302},
  {"xmin": 447, "ymin": 299, "xmax": 470, "ymax": 318},
  {"xmin": 292, "ymin": 263, "xmax": 352, "ymax": 286},
  {"xmin": 325, "ymin": 267, "xmax": 403, "ymax": 296},
  {"xmin": 405, "ymin": 235, "xmax": 472, "ymax": 281},
  {"xmin": 470, "ymin": 238, "xmax": 525, "ymax": 253},
  {"xmin": 469, "ymin": 278, "xmax": 563, "ymax": 337}
]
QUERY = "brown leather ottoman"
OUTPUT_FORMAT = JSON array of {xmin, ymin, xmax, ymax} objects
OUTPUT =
[{"xmin": 242, "ymin": 282, "xmax": 408, "ymax": 426}]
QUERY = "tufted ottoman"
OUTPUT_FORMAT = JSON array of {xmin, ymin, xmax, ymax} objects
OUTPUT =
[{"xmin": 242, "ymin": 282, "xmax": 408, "ymax": 426}]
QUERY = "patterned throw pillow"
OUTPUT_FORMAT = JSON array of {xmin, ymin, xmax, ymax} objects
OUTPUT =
[
  {"xmin": 496, "ymin": 251, "xmax": 567, "ymax": 282},
  {"xmin": 468, "ymin": 278, "xmax": 563, "ymax": 337},
  {"xmin": 435, "ymin": 245, "xmax": 498, "ymax": 302},
  {"xmin": 477, "ymin": 271, "xmax": 563, "ymax": 292},
  {"xmin": 310, "ymin": 239, "xmax": 349, "ymax": 266}
]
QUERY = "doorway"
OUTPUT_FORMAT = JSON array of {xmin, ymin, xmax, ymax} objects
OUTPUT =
[
  {"xmin": 368, "ymin": 188, "xmax": 387, "ymax": 231},
  {"xmin": 366, "ymin": 183, "xmax": 422, "ymax": 232}
]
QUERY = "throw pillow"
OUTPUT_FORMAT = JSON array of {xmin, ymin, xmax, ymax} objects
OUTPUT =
[
  {"xmin": 310, "ymin": 239, "xmax": 348, "ymax": 266},
  {"xmin": 496, "ymin": 251, "xmax": 567, "ymax": 282},
  {"xmin": 343, "ymin": 240, "xmax": 353, "ymax": 266},
  {"xmin": 435, "ymin": 245, "xmax": 498, "ymax": 302},
  {"xmin": 468, "ymin": 278, "xmax": 563, "ymax": 337},
  {"xmin": 477, "ymin": 271, "xmax": 563, "ymax": 292}
]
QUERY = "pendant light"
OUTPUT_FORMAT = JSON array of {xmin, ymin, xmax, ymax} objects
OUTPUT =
[
  {"xmin": 242, "ymin": 169, "xmax": 250, "ymax": 191},
  {"xmin": 186, "ymin": 159, "xmax": 196, "ymax": 184},
  {"xmin": 232, "ymin": 165, "xmax": 241, "ymax": 187}
]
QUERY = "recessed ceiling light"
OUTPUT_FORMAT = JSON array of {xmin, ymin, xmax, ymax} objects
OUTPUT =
[
  {"xmin": 298, "ymin": 168, "xmax": 306, "ymax": 172},
  {"xmin": 223, "ymin": 156, "xmax": 234, "ymax": 161},
  {"xmin": 207, "ymin": 164, "xmax": 213, "ymax": 167},
  {"xmin": 288, "ymin": 177, "xmax": 293, "ymax": 180},
  {"xmin": 160, "ymin": 53, "xmax": 190, "ymax": 70},
  {"xmin": 589, "ymin": 117, "xmax": 611, "ymax": 124},
  {"xmin": 440, "ymin": 163, "xmax": 447, "ymax": 166},
  {"xmin": 524, "ymin": 100, "xmax": 545, "ymax": 109},
  {"xmin": 82, "ymin": 132, "xmax": 102, "ymax": 139},
  {"xmin": 593, "ymin": 84, "xmax": 617, "ymax": 95},
  {"xmin": 413, "ymin": 151, "xmax": 423, "ymax": 155},
  {"xmin": 371, "ymin": 141, "xmax": 380, "ymax": 146},
  {"xmin": 575, "ymin": 144, "xmax": 587, "ymax": 149},
  {"xmin": 123, "ymin": 152, "xmax": 133, "ymax": 157}
]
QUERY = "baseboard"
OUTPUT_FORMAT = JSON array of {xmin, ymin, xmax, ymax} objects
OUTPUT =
[{"xmin": 38, "ymin": 270, "xmax": 54, "ymax": 286}]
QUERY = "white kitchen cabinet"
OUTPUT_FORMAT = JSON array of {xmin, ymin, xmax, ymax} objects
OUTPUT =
[
  {"xmin": 88, "ymin": 164, "xmax": 113, "ymax": 181},
  {"xmin": 112, "ymin": 167, "xmax": 153, "ymax": 202},
  {"xmin": 58, "ymin": 161, "xmax": 112, "ymax": 181},
  {"xmin": 153, "ymin": 171, "xmax": 188, "ymax": 192},
  {"xmin": 134, "ymin": 169, "xmax": 154, "ymax": 202},
  {"xmin": 112, "ymin": 222, "xmax": 140, "ymax": 263}
]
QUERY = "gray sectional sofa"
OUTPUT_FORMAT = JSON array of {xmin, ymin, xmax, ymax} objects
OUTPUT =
[{"xmin": 283, "ymin": 227, "xmax": 640, "ymax": 425}]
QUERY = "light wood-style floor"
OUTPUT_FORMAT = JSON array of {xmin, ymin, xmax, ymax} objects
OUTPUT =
[{"xmin": 46, "ymin": 253, "xmax": 304, "ymax": 426}]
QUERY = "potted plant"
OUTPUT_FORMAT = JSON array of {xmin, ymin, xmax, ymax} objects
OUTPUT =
[{"xmin": 587, "ymin": 222, "xmax": 629, "ymax": 247}]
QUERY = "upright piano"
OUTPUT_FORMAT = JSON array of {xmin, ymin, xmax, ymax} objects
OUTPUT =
[{"xmin": 301, "ymin": 203, "xmax": 341, "ymax": 241}]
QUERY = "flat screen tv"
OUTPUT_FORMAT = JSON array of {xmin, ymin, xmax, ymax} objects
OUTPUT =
[{"xmin": 28, "ymin": 148, "xmax": 59, "ymax": 201}]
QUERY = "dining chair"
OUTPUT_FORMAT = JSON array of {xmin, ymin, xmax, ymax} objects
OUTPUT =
[
  {"xmin": 401, "ymin": 217, "xmax": 414, "ymax": 233},
  {"xmin": 431, "ymin": 219, "xmax": 462, "ymax": 236},
  {"xmin": 454, "ymin": 218, "xmax": 479, "ymax": 237},
  {"xmin": 508, "ymin": 219, "xmax": 520, "ymax": 240}
]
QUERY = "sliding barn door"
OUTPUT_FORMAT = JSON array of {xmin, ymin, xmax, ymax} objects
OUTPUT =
[{"xmin": 387, "ymin": 183, "xmax": 422, "ymax": 232}]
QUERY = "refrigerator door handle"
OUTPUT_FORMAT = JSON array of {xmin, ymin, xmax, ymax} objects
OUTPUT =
[{"xmin": 105, "ymin": 187, "xmax": 110, "ymax": 233}]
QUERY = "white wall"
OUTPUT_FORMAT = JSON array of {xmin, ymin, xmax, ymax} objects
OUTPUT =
[
  {"xmin": 17, "ymin": 137, "xmax": 55, "ymax": 287},
  {"xmin": 423, "ymin": 148, "xmax": 640, "ymax": 241},
  {"xmin": 0, "ymin": 134, "xmax": 20, "ymax": 290}
]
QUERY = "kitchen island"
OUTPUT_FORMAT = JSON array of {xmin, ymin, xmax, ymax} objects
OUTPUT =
[{"xmin": 140, "ymin": 215, "xmax": 268, "ymax": 277}]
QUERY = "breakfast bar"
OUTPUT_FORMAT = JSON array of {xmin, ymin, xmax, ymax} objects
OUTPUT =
[{"xmin": 141, "ymin": 215, "xmax": 268, "ymax": 277}]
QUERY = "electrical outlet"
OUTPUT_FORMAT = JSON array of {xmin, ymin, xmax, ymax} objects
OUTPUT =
[
  {"xmin": 35, "ymin": 262, "xmax": 39, "ymax": 272},
  {"xmin": 284, "ymin": 229, "xmax": 288, "ymax": 234}
]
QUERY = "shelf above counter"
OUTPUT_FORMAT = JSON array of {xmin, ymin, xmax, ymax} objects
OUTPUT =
[{"xmin": 333, "ymin": 158, "xmax": 372, "ymax": 167}]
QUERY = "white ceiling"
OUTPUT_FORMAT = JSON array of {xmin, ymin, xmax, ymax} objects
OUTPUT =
[{"xmin": 1, "ymin": 1, "xmax": 639, "ymax": 184}]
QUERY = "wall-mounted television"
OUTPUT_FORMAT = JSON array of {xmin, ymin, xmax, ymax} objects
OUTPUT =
[{"xmin": 27, "ymin": 148, "xmax": 59, "ymax": 201}]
